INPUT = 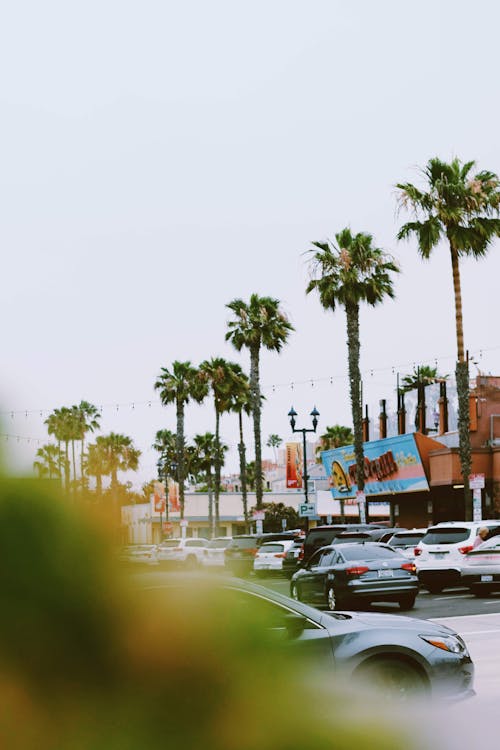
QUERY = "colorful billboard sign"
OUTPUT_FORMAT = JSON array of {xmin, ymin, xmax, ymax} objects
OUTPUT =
[
  {"xmin": 321, "ymin": 433, "xmax": 429, "ymax": 499},
  {"xmin": 286, "ymin": 442, "xmax": 303, "ymax": 489}
]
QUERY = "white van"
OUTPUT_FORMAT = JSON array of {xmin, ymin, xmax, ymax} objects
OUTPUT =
[{"xmin": 415, "ymin": 520, "xmax": 500, "ymax": 593}]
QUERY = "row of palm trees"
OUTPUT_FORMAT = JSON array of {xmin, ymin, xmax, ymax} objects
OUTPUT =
[
  {"xmin": 36, "ymin": 401, "xmax": 141, "ymax": 505},
  {"xmin": 156, "ymin": 156, "xmax": 500, "ymax": 525}
]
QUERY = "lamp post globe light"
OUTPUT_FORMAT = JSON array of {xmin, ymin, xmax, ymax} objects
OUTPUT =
[{"xmin": 288, "ymin": 406, "xmax": 320, "ymax": 531}]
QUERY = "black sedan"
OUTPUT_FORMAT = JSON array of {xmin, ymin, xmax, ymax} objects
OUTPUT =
[
  {"xmin": 290, "ymin": 542, "xmax": 419, "ymax": 611},
  {"xmin": 142, "ymin": 573, "xmax": 474, "ymax": 702}
]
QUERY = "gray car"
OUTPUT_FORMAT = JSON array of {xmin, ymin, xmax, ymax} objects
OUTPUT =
[{"xmin": 149, "ymin": 573, "xmax": 474, "ymax": 702}]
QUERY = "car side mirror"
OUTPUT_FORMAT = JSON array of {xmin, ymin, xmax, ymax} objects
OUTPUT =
[{"xmin": 282, "ymin": 612, "xmax": 306, "ymax": 638}]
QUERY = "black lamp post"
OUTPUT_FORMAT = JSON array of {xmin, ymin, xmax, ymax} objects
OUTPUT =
[{"xmin": 288, "ymin": 406, "xmax": 320, "ymax": 529}]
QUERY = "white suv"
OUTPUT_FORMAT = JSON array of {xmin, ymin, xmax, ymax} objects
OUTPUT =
[
  {"xmin": 415, "ymin": 520, "xmax": 500, "ymax": 593},
  {"xmin": 156, "ymin": 537, "xmax": 209, "ymax": 568}
]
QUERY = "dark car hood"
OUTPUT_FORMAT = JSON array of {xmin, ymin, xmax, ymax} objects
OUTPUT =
[{"xmin": 322, "ymin": 610, "xmax": 457, "ymax": 636}]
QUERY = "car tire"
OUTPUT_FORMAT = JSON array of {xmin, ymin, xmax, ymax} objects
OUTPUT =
[
  {"xmin": 427, "ymin": 584, "xmax": 443, "ymax": 594},
  {"xmin": 470, "ymin": 585, "xmax": 490, "ymax": 597},
  {"xmin": 398, "ymin": 594, "xmax": 417, "ymax": 611},
  {"xmin": 290, "ymin": 583, "xmax": 300, "ymax": 601},
  {"xmin": 326, "ymin": 585, "xmax": 344, "ymax": 611},
  {"xmin": 356, "ymin": 658, "xmax": 427, "ymax": 702}
]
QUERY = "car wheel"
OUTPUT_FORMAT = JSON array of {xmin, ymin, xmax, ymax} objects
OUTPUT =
[
  {"xmin": 398, "ymin": 594, "xmax": 416, "ymax": 611},
  {"xmin": 290, "ymin": 583, "xmax": 300, "ymax": 601},
  {"xmin": 471, "ymin": 585, "xmax": 490, "ymax": 597},
  {"xmin": 326, "ymin": 586, "xmax": 344, "ymax": 611},
  {"xmin": 356, "ymin": 659, "xmax": 427, "ymax": 702},
  {"xmin": 427, "ymin": 584, "xmax": 443, "ymax": 594}
]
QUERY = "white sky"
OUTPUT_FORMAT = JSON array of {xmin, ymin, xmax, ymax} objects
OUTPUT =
[{"xmin": 2, "ymin": 0, "xmax": 500, "ymax": 486}]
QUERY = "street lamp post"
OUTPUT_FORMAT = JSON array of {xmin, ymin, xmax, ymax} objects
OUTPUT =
[{"xmin": 288, "ymin": 406, "xmax": 320, "ymax": 532}]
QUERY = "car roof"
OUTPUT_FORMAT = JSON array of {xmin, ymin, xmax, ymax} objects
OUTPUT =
[{"xmin": 430, "ymin": 520, "xmax": 500, "ymax": 528}]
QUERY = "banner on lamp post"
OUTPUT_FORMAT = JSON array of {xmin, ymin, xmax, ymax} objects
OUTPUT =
[{"xmin": 286, "ymin": 442, "xmax": 303, "ymax": 489}]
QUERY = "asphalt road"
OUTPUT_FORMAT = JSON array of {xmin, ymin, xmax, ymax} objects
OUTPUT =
[{"xmin": 258, "ymin": 575, "xmax": 500, "ymax": 619}]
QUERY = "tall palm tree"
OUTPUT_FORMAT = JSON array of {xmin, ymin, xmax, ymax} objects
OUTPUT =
[
  {"xmin": 200, "ymin": 358, "xmax": 248, "ymax": 534},
  {"xmin": 266, "ymin": 434, "xmax": 282, "ymax": 464},
  {"xmin": 397, "ymin": 157, "xmax": 500, "ymax": 518},
  {"xmin": 226, "ymin": 294, "xmax": 294, "ymax": 508},
  {"xmin": 230, "ymin": 370, "xmax": 252, "ymax": 529},
  {"xmin": 85, "ymin": 438, "xmax": 110, "ymax": 497},
  {"xmin": 154, "ymin": 361, "xmax": 208, "ymax": 519},
  {"xmin": 33, "ymin": 444, "xmax": 65, "ymax": 480},
  {"xmin": 192, "ymin": 432, "xmax": 226, "ymax": 537},
  {"xmin": 98, "ymin": 433, "xmax": 141, "ymax": 507},
  {"xmin": 44, "ymin": 407, "xmax": 74, "ymax": 491},
  {"xmin": 315, "ymin": 425, "xmax": 354, "ymax": 462},
  {"xmin": 74, "ymin": 401, "xmax": 101, "ymax": 489},
  {"xmin": 307, "ymin": 229, "xmax": 399, "ymax": 503}
]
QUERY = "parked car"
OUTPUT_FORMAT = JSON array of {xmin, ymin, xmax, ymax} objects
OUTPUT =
[
  {"xmin": 387, "ymin": 529, "xmax": 427, "ymax": 559},
  {"xmin": 282, "ymin": 539, "xmax": 305, "ymax": 578},
  {"xmin": 156, "ymin": 537, "xmax": 209, "ymax": 568},
  {"xmin": 461, "ymin": 536, "xmax": 500, "ymax": 595},
  {"xmin": 253, "ymin": 540, "xmax": 296, "ymax": 577},
  {"xmin": 302, "ymin": 524, "xmax": 382, "ymax": 565},
  {"xmin": 291, "ymin": 542, "xmax": 419, "ymax": 611},
  {"xmin": 201, "ymin": 537, "xmax": 233, "ymax": 568},
  {"xmin": 224, "ymin": 532, "xmax": 300, "ymax": 577},
  {"xmin": 415, "ymin": 520, "xmax": 500, "ymax": 593},
  {"xmin": 333, "ymin": 528, "xmax": 403, "ymax": 545},
  {"xmin": 151, "ymin": 573, "xmax": 474, "ymax": 702},
  {"xmin": 119, "ymin": 544, "xmax": 159, "ymax": 566}
]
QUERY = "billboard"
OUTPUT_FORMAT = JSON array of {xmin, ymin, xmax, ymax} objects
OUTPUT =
[
  {"xmin": 321, "ymin": 433, "xmax": 429, "ymax": 499},
  {"xmin": 286, "ymin": 442, "xmax": 303, "ymax": 489}
]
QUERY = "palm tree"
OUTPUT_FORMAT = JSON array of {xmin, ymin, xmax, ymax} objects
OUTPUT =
[
  {"xmin": 315, "ymin": 425, "xmax": 354, "ymax": 462},
  {"xmin": 98, "ymin": 433, "xmax": 141, "ymax": 507},
  {"xmin": 192, "ymin": 432, "xmax": 226, "ymax": 537},
  {"xmin": 401, "ymin": 365, "xmax": 448, "ymax": 433},
  {"xmin": 266, "ymin": 434, "xmax": 282, "ymax": 464},
  {"xmin": 200, "ymin": 358, "xmax": 248, "ymax": 535},
  {"xmin": 44, "ymin": 407, "xmax": 74, "ymax": 491},
  {"xmin": 397, "ymin": 157, "xmax": 500, "ymax": 518},
  {"xmin": 33, "ymin": 444, "xmax": 65, "ymax": 480},
  {"xmin": 74, "ymin": 401, "xmax": 101, "ymax": 489},
  {"xmin": 230, "ymin": 370, "xmax": 252, "ymax": 529},
  {"xmin": 226, "ymin": 295, "xmax": 294, "ymax": 509},
  {"xmin": 85, "ymin": 438, "xmax": 109, "ymax": 497},
  {"xmin": 154, "ymin": 361, "xmax": 208, "ymax": 519},
  {"xmin": 307, "ymin": 229, "xmax": 399, "ymax": 503}
]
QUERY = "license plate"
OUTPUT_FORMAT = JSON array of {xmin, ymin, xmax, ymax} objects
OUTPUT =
[
  {"xmin": 378, "ymin": 569, "xmax": 393, "ymax": 578},
  {"xmin": 431, "ymin": 552, "xmax": 446, "ymax": 559},
  {"xmin": 481, "ymin": 575, "xmax": 493, "ymax": 582}
]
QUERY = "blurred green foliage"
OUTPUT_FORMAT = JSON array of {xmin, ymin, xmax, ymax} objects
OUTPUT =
[{"xmin": 0, "ymin": 478, "xmax": 416, "ymax": 749}]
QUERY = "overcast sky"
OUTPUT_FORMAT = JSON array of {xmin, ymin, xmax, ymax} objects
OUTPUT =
[{"xmin": 2, "ymin": 0, "xmax": 500, "ymax": 486}]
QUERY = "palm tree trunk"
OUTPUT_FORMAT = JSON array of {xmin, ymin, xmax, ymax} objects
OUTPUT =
[
  {"xmin": 81, "ymin": 439, "xmax": 85, "ymax": 491},
  {"xmin": 71, "ymin": 440, "xmax": 77, "ymax": 489},
  {"xmin": 250, "ymin": 344, "xmax": 263, "ymax": 508},
  {"xmin": 346, "ymin": 302, "xmax": 365, "ymax": 494},
  {"xmin": 64, "ymin": 441, "xmax": 70, "ymax": 493},
  {"xmin": 96, "ymin": 471, "xmax": 102, "ymax": 498},
  {"xmin": 449, "ymin": 239, "xmax": 472, "ymax": 519},
  {"xmin": 238, "ymin": 410, "xmax": 249, "ymax": 530},
  {"xmin": 111, "ymin": 468, "xmax": 118, "ymax": 508},
  {"xmin": 176, "ymin": 397, "xmax": 185, "ymax": 519},
  {"xmin": 214, "ymin": 409, "xmax": 221, "ymax": 537}
]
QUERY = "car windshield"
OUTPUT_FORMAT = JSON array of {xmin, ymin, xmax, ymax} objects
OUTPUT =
[
  {"xmin": 335, "ymin": 533, "xmax": 370, "ymax": 543},
  {"xmin": 421, "ymin": 528, "xmax": 469, "ymax": 545},
  {"xmin": 258, "ymin": 544, "xmax": 284, "ymax": 553},
  {"xmin": 340, "ymin": 545, "xmax": 399, "ymax": 561},
  {"xmin": 207, "ymin": 539, "xmax": 232, "ymax": 549},
  {"xmin": 389, "ymin": 533, "xmax": 425, "ymax": 546}
]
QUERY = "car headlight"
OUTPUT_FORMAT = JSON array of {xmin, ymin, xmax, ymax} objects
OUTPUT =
[{"xmin": 419, "ymin": 633, "xmax": 469, "ymax": 656}]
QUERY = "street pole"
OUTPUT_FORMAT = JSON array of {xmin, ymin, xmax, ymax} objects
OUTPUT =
[{"xmin": 288, "ymin": 407, "xmax": 320, "ymax": 533}]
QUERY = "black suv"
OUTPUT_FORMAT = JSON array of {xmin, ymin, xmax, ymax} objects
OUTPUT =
[
  {"xmin": 225, "ymin": 532, "xmax": 300, "ymax": 577},
  {"xmin": 302, "ymin": 524, "xmax": 383, "ymax": 565}
]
